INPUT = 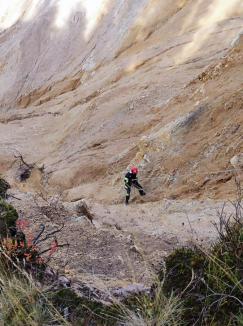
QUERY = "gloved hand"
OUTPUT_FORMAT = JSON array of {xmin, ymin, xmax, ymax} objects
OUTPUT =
[{"xmin": 139, "ymin": 189, "xmax": 146, "ymax": 196}]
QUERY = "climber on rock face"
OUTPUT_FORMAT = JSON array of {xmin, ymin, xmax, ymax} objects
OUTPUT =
[{"xmin": 124, "ymin": 167, "xmax": 146, "ymax": 205}]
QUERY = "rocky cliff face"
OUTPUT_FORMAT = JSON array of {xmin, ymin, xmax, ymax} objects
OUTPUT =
[{"xmin": 0, "ymin": 0, "xmax": 242, "ymax": 288}]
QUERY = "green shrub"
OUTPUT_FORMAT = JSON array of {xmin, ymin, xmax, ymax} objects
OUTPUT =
[
  {"xmin": 162, "ymin": 247, "xmax": 206, "ymax": 324},
  {"xmin": 162, "ymin": 247, "xmax": 206, "ymax": 293},
  {"xmin": 162, "ymin": 203, "xmax": 243, "ymax": 325},
  {"xmin": 0, "ymin": 198, "xmax": 18, "ymax": 236},
  {"xmin": 0, "ymin": 177, "xmax": 10, "ymax": 199}
]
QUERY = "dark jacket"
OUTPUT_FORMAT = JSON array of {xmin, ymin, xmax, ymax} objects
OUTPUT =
[{"xmin": 124, "ymin": 172, "xmax": 143, "ymax": 189}]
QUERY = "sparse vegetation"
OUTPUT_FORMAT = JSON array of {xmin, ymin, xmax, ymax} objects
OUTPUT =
[
  {"xmin": 0, "ymin": 177, "xmax": 242, "ymax": 325},
  {"xmin": 0, "ymin": 177, "xmax": 18, "ymax": 237},
  {"xmin": 0, "ymin": 178, "xmax": 70, "ymax": 325},
  {"xmin": 162, "ymin": 186, "xmax": 243, "ymax": 325},
  {"xmin": 0, "ymin": 266, "xmax": 69, "ymax": 326},
  {"xmin": 122, "ymin": 283, "xmax": 183, "ymax": 326}
]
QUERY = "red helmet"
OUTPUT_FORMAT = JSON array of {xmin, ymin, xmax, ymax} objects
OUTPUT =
[{"xmin": 131, "ymin": 166, "xmax": 138, "ymax": 174}]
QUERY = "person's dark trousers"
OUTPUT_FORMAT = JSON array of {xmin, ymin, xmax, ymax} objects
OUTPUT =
[
  {"xmin": 125, "ymin": 184, "xmax": 131, "ymax": 204},
  {"xmin": 132, "ymin": 180, "xmax": 145, "ymax": 195}
]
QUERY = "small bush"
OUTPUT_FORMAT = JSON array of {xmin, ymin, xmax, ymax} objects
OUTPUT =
[
  {"xmin": 0, "ymin": 177, "xmax": 10, "ymax": 199},
  {"xmin": 0, "ymin": 198, "xmax": 18, "ymax": 236},
  {"xmin": 162, "ymin": 247, "xmax": 206, "ymax": 324},
  {"xmin": 162, "ymin": 199, "xmax": 243, "ymax": 325}
]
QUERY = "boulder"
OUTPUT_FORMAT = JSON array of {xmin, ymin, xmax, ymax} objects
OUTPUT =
[
  {"xmin": 75, "ymin": 200, "xmax": 94, "ymax": 224},
  {"xmin": 230, "ymin": 153, "xmax": 243, "ymax": 170}
]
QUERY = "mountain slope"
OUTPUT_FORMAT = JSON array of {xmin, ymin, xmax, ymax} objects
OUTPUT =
[{"xmin": 0, "ymin": 0, "xmax": 243, "ymax": 289}]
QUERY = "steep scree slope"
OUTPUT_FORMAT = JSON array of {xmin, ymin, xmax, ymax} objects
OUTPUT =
[
  {"xmin": 0, "ymin": 0, "xmax": 242, "ymax": 200},
  {"xmin": 0, "ymin": 0, "xmax": 243, "ymax": 288}
]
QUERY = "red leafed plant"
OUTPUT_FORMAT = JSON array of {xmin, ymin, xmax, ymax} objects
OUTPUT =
[
  {"xmin": 16, "ymin": 219, "xmax": 29, "ymax": 231},
  {"xmin": 1, "ymin": 220, "xmax": 69, "ymax": 278}
]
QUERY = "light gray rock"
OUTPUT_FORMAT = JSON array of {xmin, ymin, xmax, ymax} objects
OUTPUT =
[
  {"xmin": 112, "ymin": 284, "xmax": 150, "ymax": 298},
  {"xmin": 230, "ymin": 154, "xmax": 243, "ymax": 169},
  {"xmin": 58, "ymin": 275, "xmax": 71, "ymax": 288},
  {"xmin": 231, "ymin": 31, "xmax": 243, "ymax": 49}
]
